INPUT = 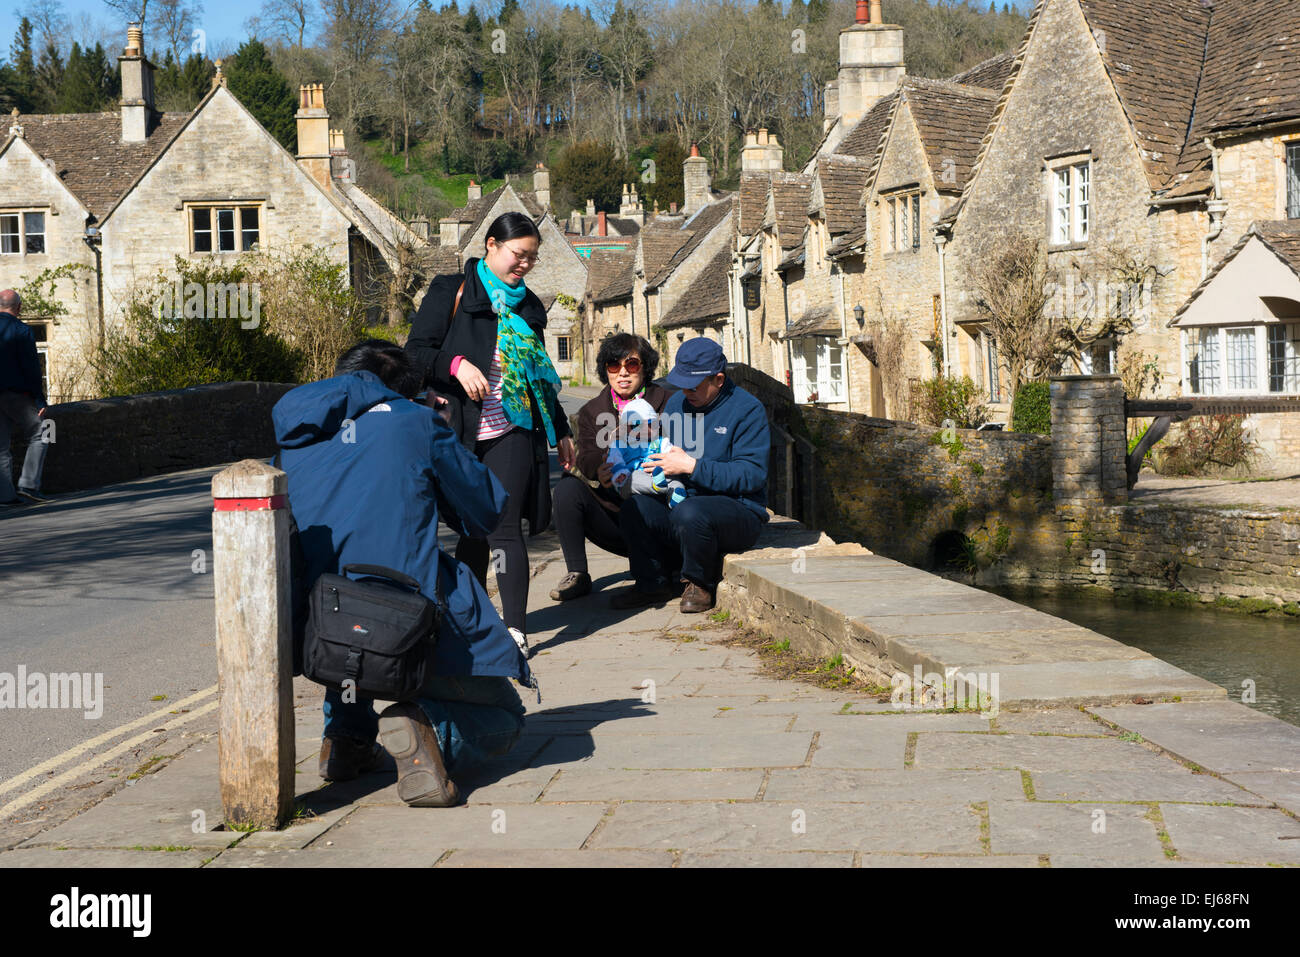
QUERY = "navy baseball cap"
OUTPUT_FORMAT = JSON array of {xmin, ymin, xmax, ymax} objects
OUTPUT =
[{"xmin": 665, "ymin": 338, "xmax": 727, "ymax": 388}]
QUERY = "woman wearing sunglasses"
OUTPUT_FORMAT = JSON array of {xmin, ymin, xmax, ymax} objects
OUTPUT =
[
  {"xmin": 549, "ymin": 333, "xmax": 670, "ymax": 602},
  {"xmin": 406, "ymin": 212, "xmax": 575, "ymax": 658}
]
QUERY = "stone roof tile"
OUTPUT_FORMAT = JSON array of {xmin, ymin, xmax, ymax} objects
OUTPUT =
[
  {"xmin": 901, "ymin": 77, "xmax": 999, "ymax": 193},
  {"xmin": 658, "ymin": 246, "xmax": 732, "ymax": 329}
]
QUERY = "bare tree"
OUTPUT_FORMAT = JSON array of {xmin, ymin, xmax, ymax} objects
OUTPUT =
[
  {"xmin": 257, "ymin": 0, "xmax": 312, "ymax": 48},
  {"xmin": 593, "ymin": 0, "xmax": 653, "ymax": 160},
  {"xmin": 24, "ymin": 0, "xmax": 70, "ymax": 52},
  {"xmin": 100, "ymin": 0, "xmax": 152, "ymax": 45},
  {"xmin": 153, "ymin": 0, "xmax": 202, "ymax": 63}
]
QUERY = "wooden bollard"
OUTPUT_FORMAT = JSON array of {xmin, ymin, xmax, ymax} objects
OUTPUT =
[{"xmin": 212, "ymin": 459, "xmax": 295, "ymax": 827}]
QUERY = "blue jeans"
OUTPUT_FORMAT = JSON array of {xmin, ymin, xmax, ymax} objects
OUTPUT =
[
  {"xmin": 323, "ymin": 675, "xmax": 525, "ymax": 774},
  {"xmin": 621, "ymin": 493, "xmax": 763, "ymax": 589},
  {"xmin": 0, "ymin": 391, "xmax": 48, "ymax": 500}
]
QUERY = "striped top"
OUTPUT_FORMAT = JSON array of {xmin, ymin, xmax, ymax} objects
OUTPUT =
[{"xmin": 476, "ymin": 346, "xmax": 515, "ymax": 441}]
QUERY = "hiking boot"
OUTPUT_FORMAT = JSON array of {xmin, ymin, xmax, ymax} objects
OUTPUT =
[
  {"xmin": 679, "ymin": 581, "xmax": 716, "ymax": 614},
  {"xmin": 609, "ymin": 583, "xmax": 673, "ymax": 610},
  {"xmin": 549, "ymin": 571, "xmax": 592, "ymax": 602},
  {"xmin": 318, "ymin": 736, "xmax": 388, "ymax": 782},
  {"xmin": 508, "ymin": 627, "xmax": 531, "ymax": 659},
  {"xmin": 378, "ymin": 702, "xmax": 461, "ymax": 807}
]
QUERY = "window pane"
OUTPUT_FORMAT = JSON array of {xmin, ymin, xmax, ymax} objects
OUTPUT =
[
  {"xmin": 240, "ymin": 206, "xmax": 259, "ymax": 251},
  {"xmin": 889, "ymin": 198, "xmax": 897, "ymax": 251},
  {"xmin": 1055, "ymin": 169, "xmax": 1071, "ymax": 244},
  {"xmin": 1188, "ymin": 328, "xmax": 1220, "ymax": 395},
  {"xmin": 0, "ymin": 214, "xmax": 18, "ymax": 254},
  {"xmin": 901, "ymin": 196, "xmax": 911, "ymax": 250},
  {"xmin": 1226, "ymin": 328, "xmax": 1256, "ymax": 390},
  {"xmin": 217, "ymin": 208, "xmax": 236, "ymax": 251},
  {"xmin": 193, "ymin": 208, "xmax": 211, "ymax": 252},
  {"xmin": 23, "ymin": 212, "xmax": 45, "ymax": 254},
  {"xmin": 556, "ymin": 337, "xmax": 570, "ymax": 362},
  {"xmin": 912, "ymin": 195, "xmax": 921, "ymax": 250},
  {"xmin": 987, "ymin": 336, "xmax": 1000, "ymax": 402},
  {"xmin": 1288, "ymin": 143, "xmax": 1300, "ymax": 220},
  {"xmin": 1075, "ymin": 163, "xmax": 1090, "ymax": 242},
  {"xmin": 1269, "ymin": 323, "xmax": 1300, "ymax": 392}
]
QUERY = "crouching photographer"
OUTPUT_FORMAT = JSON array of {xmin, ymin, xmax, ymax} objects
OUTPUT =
[{"xmin": 271, "ymin": 339, "xmax": 533, "ymax": 807}]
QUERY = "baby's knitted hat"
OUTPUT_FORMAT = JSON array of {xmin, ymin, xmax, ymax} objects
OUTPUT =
[{"xmin": 619, "ymin": 398, "xmax": 658, "ymax": 429}]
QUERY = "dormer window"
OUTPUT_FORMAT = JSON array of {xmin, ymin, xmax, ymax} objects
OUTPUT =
[
  {"xmin": 1287, "ymin": 142, "xmax": 1299, "ymax": 220},
  {"xmin": 190, "ymin": 204, "xmax": 261, "ymax": 253},
  {"xmin": 885, "ymin": 191, "xmax": 922, "ymax": 253}
]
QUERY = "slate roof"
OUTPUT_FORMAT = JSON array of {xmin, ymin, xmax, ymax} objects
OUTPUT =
[
  {"xmin": 837, "ymin": 92, "xmax": 900, "ymax": 159},
  {"xmin": 812, "ymin": 156, "xmax": 873, "ymax": 234},
  {"xmin": 950, "ymin": 52, "xmax": 1017, "ymax": 92},
  {"xmin": 770, "ymin": 174, "xmax": 812, "ymax": 248},
  {"xmin": 901, "ymin": 77, "xmax": 999, "ymax": 193},
  {"xmin": 427, "ymin": 241, "xmax": 461, "ymax": 275},
  {"xmin": 639, "ymin": 221, "xmax": 692, "ymax": 285},
  {"xmin": 779, "ymin": 304, "xmax": 839, "ymax": 340},
  {"xmin": 13, "ymin": 111, "xmax": 190, "ymax": 219},
  {"xmin": 645, "ymin": 197, "xmax": 735, "ymax": 290},
  {"xmin": 658, "ymin": 246, "xmax": 732, "ymax": 329},
  {"xmin": 738, "ymin": 171, "xmax": 774, "ymax": 236},
  {"xmin": 587, "ymin": 247, "xmax": 636, "ymax": 303}
]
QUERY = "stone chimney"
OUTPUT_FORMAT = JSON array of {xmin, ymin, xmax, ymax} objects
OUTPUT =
[
  {"xmin": 683, "ymin": 143, "xmax": 711, "ymax": 213},
  {"xmin": 467, "ymin": 179, "xmax": 482, "ymax": 202},
  {"xmin": 837, "ymin": 0, "xmax": 904, "ymax": 130},
  {"xmin": 440, "ymin": 216, "xmax": 470, "ymax": 247},
  {"xmin": 328, "ymin": 128, "xmax": 355, "ymax": 183},
  {"xmin": 741, "ymin": 129, "xmax": 784, "ymax": 173},
  {"xmin": 9, "ymin": 108, "xmax": 23, "ymax": 139},
  {"xmin": 823, "ymin": 81, "xmax": 840, "ymax": 133},
  {"xmin": 585, "ymin": 199, "xmax": 596, "ymax": 216},
  {"xmin": 295, "ymin": 83, "xmax": 331, "ymax": 190},
  {"xmin": 597, "ymin": 211, "xmax": 607, "ymax": 237},
  {"xmin": 118, "ymin": 22, "xmax": 158, "ymax": 143},
  {"xmin": 409, "ymin": 216, "xmax": 430, "ymax": 240},
  {"xmin": 533, "ymin": 163, "xmax": 550, "ymax": 211}
]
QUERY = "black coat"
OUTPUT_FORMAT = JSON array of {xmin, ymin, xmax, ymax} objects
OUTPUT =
[{"xmin": 406, "ymin": 258, "xmax": 572, "ymax": 536}]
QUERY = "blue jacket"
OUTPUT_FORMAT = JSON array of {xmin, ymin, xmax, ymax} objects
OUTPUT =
[
  {"xmin": 272, "ymin": 371, "xmax": 532, "ymax": 685},
  {"xmin": 662, "ymin": 377, "xmax": 770, "ymax": 521},
  {"xmin": 0, "ymin": 311, "xmax": 45, "ymax": 405}
]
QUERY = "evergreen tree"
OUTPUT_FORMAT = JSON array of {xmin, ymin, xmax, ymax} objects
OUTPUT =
[
  {"xmin": 224, "ymin": 39, "xmax": 298, "ymax": 150},
  {"xmin": 806, "ymin": 0, "xmax": 829, "ymax": 24},
  {"xmin": 156, "ymin": 52, "xmax": 215, "ymax": 111},
  {"xmin": 788, "ymin": 0, "xmax": 807, "ymax": 23},
  {"xmin": 499, "ymin": 0, "xmax": 521, "ymax": 24},
  {"xmin": 32, "ymin": 40, "xmax": 64, "ymax": 113},
  {"xmin": 7, "ymin": 18, "xmax": 36, "ymax": 113},
  {"xmin": 554, "ymin": 140, "xmax": 633, "ymax": 213},
  {"xmin": 464, "ymin": 4, "xmax": 482, "ymax": 37}
]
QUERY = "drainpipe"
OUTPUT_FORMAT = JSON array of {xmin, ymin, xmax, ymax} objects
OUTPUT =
[
  {"xmin": 836, "ymin": 264, "xmax": 853, "ymax": 412},
  {"xmin": 83, "ymin": 226, "xmax": 104, "ymax": 344},
  {"xmin": 1201, "ymin": 137, "xmax": 1228, "ymax": 279},
  {"xmin": 935, "ymin": 229, "xmax": 952, "ymax": 377},
  {"xmin": 782, "ymin": 272, "xmax": 794, "ymax": 397}
]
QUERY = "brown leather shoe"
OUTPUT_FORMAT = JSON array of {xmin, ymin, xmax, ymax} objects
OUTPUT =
[
  {"xmin": 318, "ymin": 736, "xmax": 388, "ymax": 782},
  {"xmin": 609, "ymin": 583, "xmax": 674, "ymax": 609},
  {"xmin": 550, "ymin": 571, "xmax": 592, "ymax": 601},
  {"xmin": 378, "ymin": 702, "xmax": 461, "ymax": 807},
  {"xmin": 679, "ymin": 581, "xmax": 716, "ymax": 614}
]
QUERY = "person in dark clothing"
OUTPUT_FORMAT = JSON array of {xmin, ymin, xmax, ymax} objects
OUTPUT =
[
  {"xmin": 406, "ymin": 213, "xmax": 575, "ymax": 659},
  {"xmin": 611, "ymin": 338, "xmax": 770, "ymax": 614},
  {"xmin": 273, "ymin": 340, "xmax": 532, "ymax": 807},
  {"xmin": 550, "ymin": 333, "xmax": 671, "ymax": 602},
  {"xmin": 0, "ymin": 289, "xmax": 50, "ymax": 507}
]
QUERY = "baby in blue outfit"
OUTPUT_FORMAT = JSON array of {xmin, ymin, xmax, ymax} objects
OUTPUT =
[{"xmin": 606, "ymin": 398, "xmax": 689, "ymax": 507}]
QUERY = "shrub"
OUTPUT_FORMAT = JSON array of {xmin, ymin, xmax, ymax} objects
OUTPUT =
[
  {"xmin": 913, "ymin": 375, "xmax": 990, "ymax": 429},
  {"xmin": 1011, "ymin": 381, "xmax": 1051, "ymax": 434},
  {"xmin": 90, "ymin": 258, "xmax": 303, "ymax": 396},
  {"xmin": 1155, "ymin": 415, "xmax": 1260, "ymax": 476}
]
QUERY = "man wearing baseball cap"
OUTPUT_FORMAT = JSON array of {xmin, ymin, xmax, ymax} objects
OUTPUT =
[{"xmin": 610, "ymin": 337, "xmax": 769, "ymax": 613}]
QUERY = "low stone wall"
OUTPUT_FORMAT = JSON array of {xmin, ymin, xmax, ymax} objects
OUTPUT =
[
  {"xmin": 733, "ymin": 364, "xmax": 1300, "ymax": 608},
  {"xmin": 9, "ymin": 382, "xmax": 295, "ymax": 494}
]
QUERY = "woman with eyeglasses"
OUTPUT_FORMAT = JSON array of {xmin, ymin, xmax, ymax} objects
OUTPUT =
[
  {"xmin": 549, "ymin": 333, "xmax": 670, "ymax": 602},
  {"xmin": 406, "ymin": 212, "xmax": 575, "ymax": 659}
]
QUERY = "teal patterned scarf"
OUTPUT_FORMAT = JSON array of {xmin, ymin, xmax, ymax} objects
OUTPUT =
[{"xmin": 475, "ymin": 258, "xmax": 563, "ymax": 445}]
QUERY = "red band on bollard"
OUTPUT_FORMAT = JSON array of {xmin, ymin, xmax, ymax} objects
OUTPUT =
[{"xmin": 214, "ymin": 495, "xmax": 287, "ymax": 511}]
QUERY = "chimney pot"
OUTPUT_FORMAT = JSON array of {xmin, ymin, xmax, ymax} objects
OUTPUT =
[
  {"xmin": 597, "ymin": 211, "xmax": 607, "ymax": 236},
  {"xmin": 856, "ymin": 0, "xmax": 870, "ymax": 24},
  {"xmin": 690, "ymin": 143, "xmax": 700, "ymax": 158},
  {"xmin": 126, "ymin": 22, "xmax": 143, "ymax": 54},
  {"xmin": 870, "ymin": 0, "xmax": 883, "ymax": 23},
  {"xmin": 669, "ymin": 202, "xmax": 678, "ymax": 214}
]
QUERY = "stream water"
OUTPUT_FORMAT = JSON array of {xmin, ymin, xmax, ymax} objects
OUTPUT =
[{"xmin": 989, "ymin": 586, "xmax": 1300, "ymax": 727}]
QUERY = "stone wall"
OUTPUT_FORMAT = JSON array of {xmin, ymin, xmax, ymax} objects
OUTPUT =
[
  {"xmin": 10, "ymin": 381, "xmax": 294, "ymax": 494},
  {"xmin": 736, "ymin": 363, "xmax": 1300, "ymax": 606}
]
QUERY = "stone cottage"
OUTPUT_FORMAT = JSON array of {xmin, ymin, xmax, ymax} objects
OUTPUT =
[{"xmin": 0, "ymin": 24, "xmax": 423, "ymax": 400}]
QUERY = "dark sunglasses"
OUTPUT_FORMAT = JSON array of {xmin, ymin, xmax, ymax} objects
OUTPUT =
[{"xmin": 606, "ymin": 356, "xmax": 642, "ymax": 374}]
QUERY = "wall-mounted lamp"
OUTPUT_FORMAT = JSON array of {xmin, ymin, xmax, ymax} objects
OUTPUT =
[{"xmin": 853, "ymin": 304, "xmax": 864, "ymax": 327}]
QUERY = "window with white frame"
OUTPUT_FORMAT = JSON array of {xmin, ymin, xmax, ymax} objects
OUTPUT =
[
  {"xmin": 190, "ymin": 205, "xmax": 261, "ymax": 253},
  {"xmin": 1188, "ymin": 325, "xmax": 1300, "ymax": 395},
  {"xmin": 791, "ymin": 337, "xmax": 845, "ymax": 404},
  {"xmin": 1050, "ymin": 159, "xmax": 1090, "ymax": 246},
  {"xmin": 1078, "ymin": 339, "xmax": 1116, "ymax": 375},
  {"xmin": 0, "ymin": 210, "xmax": 46, "ymax": 255},
  {"xmin": 984, "ymin": 333, "xmax": 1002, "ymax": 402},
  {"xmin": 1288, "ymin": 142, "xmax": 1300, "ymax": 220}
]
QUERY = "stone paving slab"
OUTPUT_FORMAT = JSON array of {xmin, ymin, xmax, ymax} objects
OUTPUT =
[
  {"xmin": 1088, "ymin": 702, "xmax": 1300, "ymax": 774},
  {"xmin": 762, "ymin": 769, "xmax": 1027, "ymax": 803},
  {"xmin": 807, "ymin": 728, "xmax": 911, "ymax": 769},
  {"xmin": 992, "ymin": 710, "xmax": 1112, "ymax": 736},
  {"xmin": 987, "ymin": 801, "xmax": 1168, "ymax": 863},
  {"xmin": 1219, "ymin": 771, "xmax": 1300, "ymax": 816},
  {"xmin": 205, "ymin": 846, "xmax": 445, "ymax": 868},
  {"xmin": 1158, "ymin": 805, "xmax": 1300, "ymax": 865},
  {"xmin": 0, "ymin": 848, "xmax": 210, "ymax": 867},
  {"xmin": 541, "ymin": 769, "xmax": 764, "ymax": 802},
  {"xmin": 884, "ymin": 629, "xmax": 1155, "ymax": 667},
  {"xmin": 859, "ymin": 854, "xmax": 1044, "ymax": 868},
  {"xmin": 321, "ymin": 804, "xmax": 607, "ymax": 852},
  {"xmin": 678, "ymin": 850, "xmax": 856, "ymax": 867},
  {"xmin": 1028, "ymin": 770, "xmax": 1266, "ymax": 805},
  {"xmin": 435, "ymin": 849, "xmax": 675, "ymax": 868},
  {"xmin": 592, "ymin": 801, "xmax": 985, "ymax": 854},
  {"xmin": 18, "ymin": 800, "xmax": 240, "ymax": 851},
  {"xmin": 530, "ymin": 731, "xmax": 814, "ymax": 770},
  {"xmin": 792, "ymin": 712, "xmax": 992, "ymax": 733},
  {"xmin": 913, "ymin": 733, "xmax": 1183, "ymax": 772}
]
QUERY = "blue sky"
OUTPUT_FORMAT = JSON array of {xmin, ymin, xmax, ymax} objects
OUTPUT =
[{"xmin": 2, "ymin": 1, "xmax": 1035, "ymax": 65}]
